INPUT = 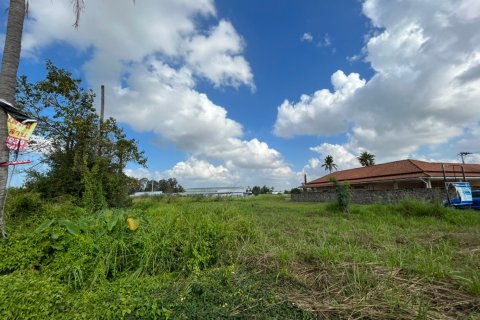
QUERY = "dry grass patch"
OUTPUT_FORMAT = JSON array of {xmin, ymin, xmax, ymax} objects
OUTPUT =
[{"xmin": 283, "ymin": 262, "xmax": 479, "ymax": 319}]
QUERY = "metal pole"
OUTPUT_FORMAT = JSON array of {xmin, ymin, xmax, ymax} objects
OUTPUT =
[
  {"xmin": 98, "ymin": 85, "xmax": 105, "ymax": 157},
  {"xmin": 459, "ymin": 152, "xmax": 472, "ymax": 164},
  {"xmin": 100, "ymin": 85, "xmax": 105, "ymax": 127}
]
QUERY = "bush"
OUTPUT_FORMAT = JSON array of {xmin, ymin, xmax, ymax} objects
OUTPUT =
[
  {"xmin": 5, "ymin": 189, "xmax": 44, "ymax": 218},
  {"xmin": 329, "ymin": 178, "xmax": 351, "ymax": 213},
  {"xmin": 290, "ymin": 188, "xmax": 301, "ymax": 194}
]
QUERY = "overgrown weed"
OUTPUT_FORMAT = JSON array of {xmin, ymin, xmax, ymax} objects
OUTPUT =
[{"xmin": 0, "ymin": 196, "xmax": 478, "ymax": 319}]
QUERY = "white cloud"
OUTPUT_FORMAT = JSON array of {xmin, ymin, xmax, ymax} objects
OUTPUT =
[
  {"xmin": 126, "ymin": 156, "xmax": 298, "ymax": 190},
  {"xmin": 303, "ymin": 143, "xmax": 359, "ymax": 180},
  {"xmin": 124, "ymin": 167, "xmax": 163, "ymax": 181},
  {"xmin": 275, "ymin": 0, "xmax": 480, "ymax": 163},
  {"xmin": 165, "ymin": 157, "xmax": 236, "ymax": 186},
  {"xmin": 274, "ymin": 70, "xmax": 365, "ymax": 137},
  {"xmin": 184, "ymin": 20, "xmax": 254, "ymax": 88},
  {"xmin": 301, "ymin": 33, "xmax": 313, "ymax": 42},
  {"xmin": 17, "ymin": 0, "xmax": 296, "ymax": 189}
]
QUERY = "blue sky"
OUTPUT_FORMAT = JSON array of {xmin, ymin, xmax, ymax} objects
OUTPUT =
[{"xmin": 2, "ymin": 0, "xmax": 480, "ymax": 190}]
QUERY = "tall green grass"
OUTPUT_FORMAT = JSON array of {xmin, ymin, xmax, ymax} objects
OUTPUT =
[{"xmin": 0, "ymin": 194, "xmax": 478, "ymax": 319}]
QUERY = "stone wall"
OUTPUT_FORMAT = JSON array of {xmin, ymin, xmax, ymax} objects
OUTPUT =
[{"xmin": 292, "ymin": 188, "xmax": 455, "ymax": 204}]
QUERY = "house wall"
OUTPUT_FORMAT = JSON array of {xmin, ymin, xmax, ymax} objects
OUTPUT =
[{"xmin": 292, "ymin": 188, "xmax": 455, "ymax": 205}]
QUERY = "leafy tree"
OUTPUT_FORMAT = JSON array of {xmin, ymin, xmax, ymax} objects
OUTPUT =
[
  {"xmin": 289, "ymin": 188, "xmax": 301, "ymax": 194},
  {"xmin": 18, "ymin": 61, "xmax": 146, "ymax": 208},
  {"xmin": 135, "ymin": 178, "xmax": 184, "ymax": 194},
  {"xmin": 158, "ymin": 178, "xmax": 184, "ymax": 193},
  {"xmin": 142, "ymin": 180, "xmax": 159, "ymax": 192},
  {"xmin": 249, "ymin": 185, "xmax": 273, "ymax": 196},
  {"xmin": 139, "ymin": 178, "xmax": 150, "ymax": 192},
  {"xmin": 357, "ymin": 151, "xmax": 375, "ymax": 167},
  {"xmin": 251, "ymin": 186, "xmax": 261, "ymax": 196},
  {"xmin": 321, "ymin": 155, "xmax": 337, "ymax": 174}
]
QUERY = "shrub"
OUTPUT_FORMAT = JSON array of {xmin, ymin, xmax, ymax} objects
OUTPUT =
[
  {"xmin": 329, "ymin": 178, "xmax": 351, "ymax": 213},
  {"xmin": 290, "ymin": 188, "xmax": 301, "ymax": 194},
  {"xmin": 5, "ymin": 189, "xmax": 44, "ymax": 218}
]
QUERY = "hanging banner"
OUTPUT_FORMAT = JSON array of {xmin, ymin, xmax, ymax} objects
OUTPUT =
[{"xmin": 6, "ymin": 114, "xmax": 37, "ymax": 151}]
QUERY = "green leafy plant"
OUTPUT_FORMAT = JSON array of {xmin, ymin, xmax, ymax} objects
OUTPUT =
[
  {"xmin": 329, "ymin": 177, "xmax": 351, "ymax": 213},
  {"xmin": 5, "ymin": 189, "xmax": 44, "ymax": 218}
]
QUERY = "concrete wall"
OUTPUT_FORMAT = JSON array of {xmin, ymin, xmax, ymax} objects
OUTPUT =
[{"xmin": 292, "ymin": 188, "xmax": 456, "ymax": 205}]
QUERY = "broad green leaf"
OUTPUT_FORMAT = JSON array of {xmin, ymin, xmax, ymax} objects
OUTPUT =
[
  {"xmin": 34, "ymin": 219, "xmax": 56, "ymax": 233},
  {"xmin": 60, "ymin": 220, "xmax": 81, "ymax": 235},
  {"xmin": 107, "ymin": 214, "xmax": 119, "ymax": 232}
]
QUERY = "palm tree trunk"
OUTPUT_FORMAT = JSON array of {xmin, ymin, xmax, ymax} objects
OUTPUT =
[{"xmin": 0, "ymin": 0, "xmax": 26, "ymax": 239}]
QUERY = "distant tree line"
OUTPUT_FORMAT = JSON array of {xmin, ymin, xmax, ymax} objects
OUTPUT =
[
  {"xmin": 137, "ymin": 178, "xmax": 185, "ymax": 193},
  {"xmin": 246, "ymin": 185, "xmax": 274, "ymax": 196}
]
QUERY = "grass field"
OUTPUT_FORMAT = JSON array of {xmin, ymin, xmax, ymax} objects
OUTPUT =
[{"xmin": 0, "ymin": 195, "xmax": 479, "ymax": 319}]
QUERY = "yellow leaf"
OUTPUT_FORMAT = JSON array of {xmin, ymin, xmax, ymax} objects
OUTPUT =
[{"xmin": 127, "ymin": 217, "xmax": 140, "ymax": 231}]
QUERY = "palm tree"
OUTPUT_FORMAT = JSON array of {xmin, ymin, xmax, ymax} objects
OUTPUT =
[
  {"xmin": 357, "ymin": 151, "xmax": 375, "ymax": 167},
  {"xmin": 0, "ymin": 0, "xmax": 84, "ymax": 238},
  {"xmin": 321, "ymin": 155, "xmax": 337, "ymax": 174}
]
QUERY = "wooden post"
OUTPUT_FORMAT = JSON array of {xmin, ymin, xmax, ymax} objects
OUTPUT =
[
  {"xmin": 100, "ymin": 85, "xmax": 105, "ymax": 129},
  {"xmin": 98, "ymin": 85, "xmax": 105, "ymax": 156}
]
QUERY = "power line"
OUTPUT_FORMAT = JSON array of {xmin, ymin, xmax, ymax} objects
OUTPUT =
[{"xmin": 458, "ymin": 151, "xmax": 480, "ymax": 164}]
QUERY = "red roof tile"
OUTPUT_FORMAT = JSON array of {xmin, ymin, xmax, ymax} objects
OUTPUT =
[{"xmin": 305, "ymin": 159, "xmax": 480, "ymax": 187}]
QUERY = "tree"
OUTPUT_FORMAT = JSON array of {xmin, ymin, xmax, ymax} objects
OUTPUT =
[
  {"xmin": 18, "ymin": 61, "xmax": 146, "ymax": 207},
  {"xmin": 158, "ymin": 178, "xmax": 184, "ymax": 193},
  {"xmin": 249, "ymin": 185, "xmax": 273, "ymax": 196},
  {"xmin": 321, "ymin": 155, "xmax": 337, "ymax": 174},
  {"xmin": 357, "ymin": 151, "xmax": 375, "ymax": 167},
  {"xmin": 0, "ymin": 0, "xmax": 85, "ymax": 237}
]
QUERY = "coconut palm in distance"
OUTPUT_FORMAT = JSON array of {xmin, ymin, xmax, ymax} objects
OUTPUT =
[
  {"xmin": 357, "ymin": 151, "xmax": 375, "ymax": 167},
  {"xmin": 321, "ymin": 155, "xmax": 338, "ymax": 174}
]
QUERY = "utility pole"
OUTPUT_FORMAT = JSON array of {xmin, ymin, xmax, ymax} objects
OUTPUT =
[
  {"xmin": 98, "ymin": 85, "xmax": 105, "ymax": 156},
  {"xmin": 100, "ymin": 85, "xmax": 105, "ymax": 128},
  {"xmin": 459, "ymin": 152, "xmax": 472, "ymax": 164}
]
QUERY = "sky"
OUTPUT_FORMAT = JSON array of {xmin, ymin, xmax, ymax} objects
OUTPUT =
[{"xmin": 1, "ymin": 0, "xmax": 480, "ymax": 190}]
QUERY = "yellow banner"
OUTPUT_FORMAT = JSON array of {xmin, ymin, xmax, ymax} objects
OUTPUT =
[{"xmin": 6, "ymin": 114, "xmax": 37, "ymax": 151}]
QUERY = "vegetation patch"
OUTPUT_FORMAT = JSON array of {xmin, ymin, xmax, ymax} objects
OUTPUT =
[{"xmin": 0, "ymin": 195, "xmax": 478, "ymax": 319}]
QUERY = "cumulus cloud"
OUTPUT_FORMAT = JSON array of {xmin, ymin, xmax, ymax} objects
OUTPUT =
[
  {"xmin": 274, "ymin": 71, "xmax": 365, "ymax": 137},
  {"xmin": 275, "ymin": 0, "xmax": 480, "ymax": 163},
  {"xmin": 309, "ymin": 143, "xmax": 359, "ymax": 170},
  {"xmin": 303, "ymin": 143, "xmax": 359, "ymax": 179},
  {"xmin": 184, "ymin": 20, "xmax": 254, "ymax": 88},
  {"xmin": 165, "ymin": 157, "xmax": 236, "ymax": 186},
  {"xmin": 17, "ymin": 0, "xmax": 296, "ymax": 189},
  {"xmin": 124, "ymin": 167, "xmax": 163, "ymax": 181}
]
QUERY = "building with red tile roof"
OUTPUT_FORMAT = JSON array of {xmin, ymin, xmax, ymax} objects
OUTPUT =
[{"xmin": 304, "ymin": 159, "xmax": 480, "ymax": 190}]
